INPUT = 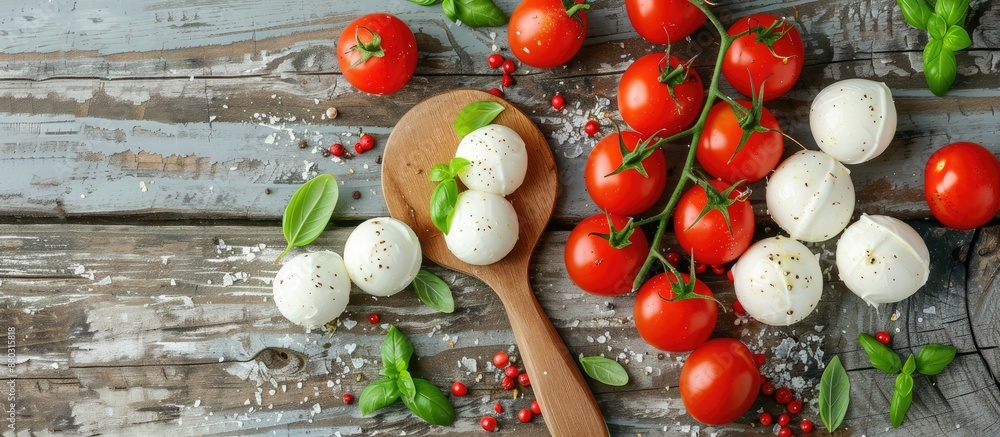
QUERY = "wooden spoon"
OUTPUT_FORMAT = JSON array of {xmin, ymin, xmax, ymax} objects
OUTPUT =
[{"xmin": 382, "ymin": 89, "xmax": 607, "ymax": 436}]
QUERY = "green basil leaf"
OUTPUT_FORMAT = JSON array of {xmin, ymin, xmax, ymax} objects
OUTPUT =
[
  {"xmin": 927, "ymin": 13, "xmax": 948, "ymax": 40},
  {"xmin": 915, "ymin": 343, "xmax": 957, "ymax": 375},
  {"xmin": 819, "ymin": 355, "xmax": 850, "ymax": 433},
  {"xmin": 896, "ymin": 0, "xmax": 934, "ymax": 30},
  {"xmin": 441, "ymin": 0, "xmax": 458, "ymax": 23},
  {"xmin": 278, "ymin": 174, "xmax": 339, "ymax": 263},
  {"xmin": 397, "ymin": 369, "xmax": 417, "ymax": 403},
  {"xmin": 429, "ymin": 164, "xmax": 452, "ymax": 182},
  {"xmin": 359, "ymin": 378, "xmax": 401, "ymax": 415},
  {"xmin": 454, "ymin": 101, "xmax": 505, "ymax": 137},
  {"xmin": 412, "ymin": 270, "xmax": 455, "ymax": 313},
  {"xmin": 902, "ymin": 354, "xmax": 916, "ymax": 375},
  {"xmin": 923, "ymin": 39, "xmax": 957, "ymax": 96},
  {"xmin": 858, "ymin": 333, "xmax": 903, "ymax": 374},
  {"xmin": 381, "ymin": 325, "xmax": 414, "ymax": 375},
  {"xmin": 429, "ymin": 178, "xmax": 459, "ymax": 234},
  {"xmin": 935, "ymin": 0, "xmax": 969, "ymax": 26},
  {"xmin": 579, "ymin": 356, "xmax": 629, "ymax": 386},
  {"xmin": 408, "ymin": 0, "xmax": 440, "ymax": 5},
  {"xmin": 400, "ymin": 378, "xmax": 456, "ymax": 426},
  {"xmin": 942, "ymin": 25, "xmax": 972, "ymax": 51},
  {"xmin": 890, "ymin": 372, "xmax": 914, "ymax": 428},
  {"xmin": 450, "ymin": 0, "xmax": 508, "ymax": 28},
  {"xmin": 449, "ymin": 157, "xmax": 471, "ymax": 176}
]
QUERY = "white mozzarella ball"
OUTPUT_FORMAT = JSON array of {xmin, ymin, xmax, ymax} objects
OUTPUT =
[
  {"xmin": 456, "ymin": 124, "xmax": 528, "ymax": 196},
  {"xmin": 810, "ymin": 79, "xmax": 897, "ymax": 164},
  {"xmin": 343, "ymin": 217, "xmax": 422, "ymax": 297},
  {"xmin": 732, "ymin": 236, "xmax": 823, "ymax": 326},
  {"xmin": 766, "ymin": 150, "xmax": 856, "ymax": 242},
  {"xmin": 272, "ymin": 251, "xmax": 351, "ymax": 328},
  {"xmin": 444, "ymin": 189, "xmax": 519, "ymax": 265},
  {"xmin": 836, "ymin": 214, "xmax": 930, "ymax": 306}
]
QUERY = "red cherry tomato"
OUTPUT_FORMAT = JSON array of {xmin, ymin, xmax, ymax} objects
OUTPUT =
[
  {"xmin": 585, "ymin": 131, "xmax": 668, "ymax": 216},
  {"xmin": 517, "ymin": 408, "xmax": 533, "ymax": 423},
  {"xmin": 680, "ymin": 338, "xmax": 761, "ymax": 425},
  {"xmin": 618, "ymin": 53, "xmax": 705, "ymax": 137},
  {"xmin": 501, "ymin": 376, "xmax": 515, "ymax": 390},
  {"xmin": 487, "ymin": 53, "xmax": 505, "ymax": 69},
  {"xmin": 924, "ymin": 141, "xmax": 1000, "ymax": 229},
  {"xmin": 634, "ymin": 273, "xmax": 718, "ymax": 352},
  {"xmin": 492, "ymin": 351, "xmax": 509, "ymax": 368},
  {"xmin": 673, "ymin": 179, "xmax": 755, "ymax": 265},
  {"xmin": 480, "ymin": 416, "xmax": 498, "ymax": 432},
  {"xmin": 565, "ymin": 213, "xmax": 650, "ymax": 296},
  {"xmin": 722, "ymin": 13, "xmax": 804, "ymax": 101},
  {"xmin": 508, "ymin": 0, "xmax": 589, "ymax": 68},
  {"xmin": 625, "ymin": 0, "xmax": 707, "ymax": 44},
  {"xmin": 696, "ymin": 100, "xmax": 783, "ymax": 184},
  {"xmin": 450, "ymin": 381, "xmax": 468, "ymax": 397},
  {"xmin": 504, "ymin": 366, "xmax": 520, "ymax": 378},
  {"xmin": 336, "ymin": 14, "xmax": 417, "ymax": 95}
]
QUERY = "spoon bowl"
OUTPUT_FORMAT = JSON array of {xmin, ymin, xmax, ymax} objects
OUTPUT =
[{"xmin": 382, "ymin": 89, "xmax": 607, "ymax": 436}]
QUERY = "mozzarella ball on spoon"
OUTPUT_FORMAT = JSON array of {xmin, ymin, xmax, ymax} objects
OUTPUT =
[
  {"xmin": 272, "ymin": 251, "xmax": 352, "ymax": 329},
  {"xmin": 836, "ymin": 214, "xmax": 930, "ymax": 306},
  {"xmin": 343, "ymin": 217, "xmax": 422, "ymax": 297},
  {"xmin": 444, "ymin": 189, "xmax": 519, "ymax": 265},
  {"xmin": 456, "ymin": 124, "xmax": 528, "ymax": 196},
  {"xmin": 811, "ymin": 79, "xmax": 897, "ymax": 164},
  {"xmin": 766, "ymin": 150, "xmax": 856, "ymax": 242},
  {"xmin": 732, "ymin": 236, "xmax": 823, "ymax": 326}
]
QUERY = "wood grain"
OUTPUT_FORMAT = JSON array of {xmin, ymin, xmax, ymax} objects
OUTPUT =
[
  {"xmin": 2, "ymin": 0, "xmax": 1000, "ymax": 435},
  {"xmin": 2, "ymin": 223, "xmax": 997, "ymax": 435}
]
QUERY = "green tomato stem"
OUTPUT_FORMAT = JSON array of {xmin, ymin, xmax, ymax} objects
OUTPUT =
[{"xmin": 631, "ymin": 0, "xmax": 735, "ymax": 291}]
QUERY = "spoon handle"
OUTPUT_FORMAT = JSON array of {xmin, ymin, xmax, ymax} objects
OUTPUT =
[{"xmin": 498, "ymin": 278, "xmax": 608, "ymax": 437}]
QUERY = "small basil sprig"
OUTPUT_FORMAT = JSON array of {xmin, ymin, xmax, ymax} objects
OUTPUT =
[
  {"xmin": 895, "ymin": 0, "xmax": 972, "ymax": 96},
  {"xmin": 428, "ymin": 157, "xmax": 470, "ymax": 234},
  {"xmin": 857, "ymin": 334, "xmax": 958, "ymax": 428},
  {"xmin": 858, "ymin": 333, "xmax": 902, "ymax": 374},
  {"xmin": 579, "ymin": 356, "xmax": 629, "ymax": 386},
  {"xmin": 412, "ymin": 270, "xmax": 455, "ymax": 313},
  {"xmin": 277, "ymin": 174, "xmax": 339, "ymax": 263},
  {"xmin": 407, "ymin": 0, "xmax": 507, "ymax": 28},
  {"xmin": 360, "ymin": 325, "xmax": 455, "ymax": 426},
  {"xmin": 454, "ymin": 101, "xmax": 505, "ymax": 137},
  {"xmin": 819, "ymin": 355, "xmax": 850, "ymax": 433}
]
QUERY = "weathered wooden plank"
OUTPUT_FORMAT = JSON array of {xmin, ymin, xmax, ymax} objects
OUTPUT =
[
  {"xmin": 1, "ymin": 1, "xmax": 999, "ymax": 80},
  {"xmin": 967, "ymin": 224, "xmax": 1000, "ymax": 384},
  {"xmin": 2, "ymin": 51, "xmax": 999, "ymax": 223},
  {"xmin": 1, "ymin": 223, "xmax": 993, "ymax": 435}
]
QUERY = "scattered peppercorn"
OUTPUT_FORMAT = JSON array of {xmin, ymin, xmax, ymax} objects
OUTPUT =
[
  {"xmin": 352, "ymin": 191, "xmax": 361, "ymax": 200},
  {"xmin": 297, "ymin": 138, "xmax": 308, "ymax": 149},
  {"xmin": 321, "ymin": 149, "xmax": 331, "ymax": 157},
  {"xmin": 264, "ymin": 188, "xmax": 272, "ymax": 195}
]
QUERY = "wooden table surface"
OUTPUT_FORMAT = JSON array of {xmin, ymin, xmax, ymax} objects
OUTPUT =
[{"xmin": 2, "ymin": 0, "xmax": 999, "ymax": 435}]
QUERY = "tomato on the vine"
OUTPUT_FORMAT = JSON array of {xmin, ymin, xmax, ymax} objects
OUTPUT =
[
  {"xmin": 634, "ymin": 273, "xmax": 717, "ymax": 352},
  {"xmin": 924, "ymin": 141, "xmax": 1000, "ymax": 229},
  {"xmin": 618, "ymin": 53, "xmax": 705, "ymax": 138},
  {"xmin": 508, "ymin": 0, "xmax": 589, "ymax": 69},
  {"xmin": 585, "ymin": 131, "xmax": 668, "ymax": 216},
  {"xmin": 625, "ymin": 0, "xmax": 706, "ymax": 45},
  {"xmin": 673, "ymin": 179, "xmax": 755, "ymax": 265},
  {"xmin": 565, "ymin": 213, "xmax": 649, "ymax": 296},
  {"xmin": 336, "ymin": 13, "xmax": 417, "ymax": 95},
  {"xmin": 722, "ymin": 13, "xmax": 804, "ymax": 101},
  {"xmin": 680, "ymin": 338, "xmax": 761, "ymax": 425},
  {"xmin": 696, "ymin": 100, "xmax": 783, "ymax": 184}
]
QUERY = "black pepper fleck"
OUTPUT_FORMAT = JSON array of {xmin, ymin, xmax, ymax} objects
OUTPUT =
[
  {"xmin": 297, "ymin": 139, "xmax": 308, "ymax": 149},
  {"xmin": 352, "ymin": 191, "xmax": 361, "ymax": 200}
]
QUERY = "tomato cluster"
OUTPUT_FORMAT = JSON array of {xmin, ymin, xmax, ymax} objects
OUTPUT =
[{"xmin": 563, "ymin": 4, "xmax": 810, "ymax": 428}]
